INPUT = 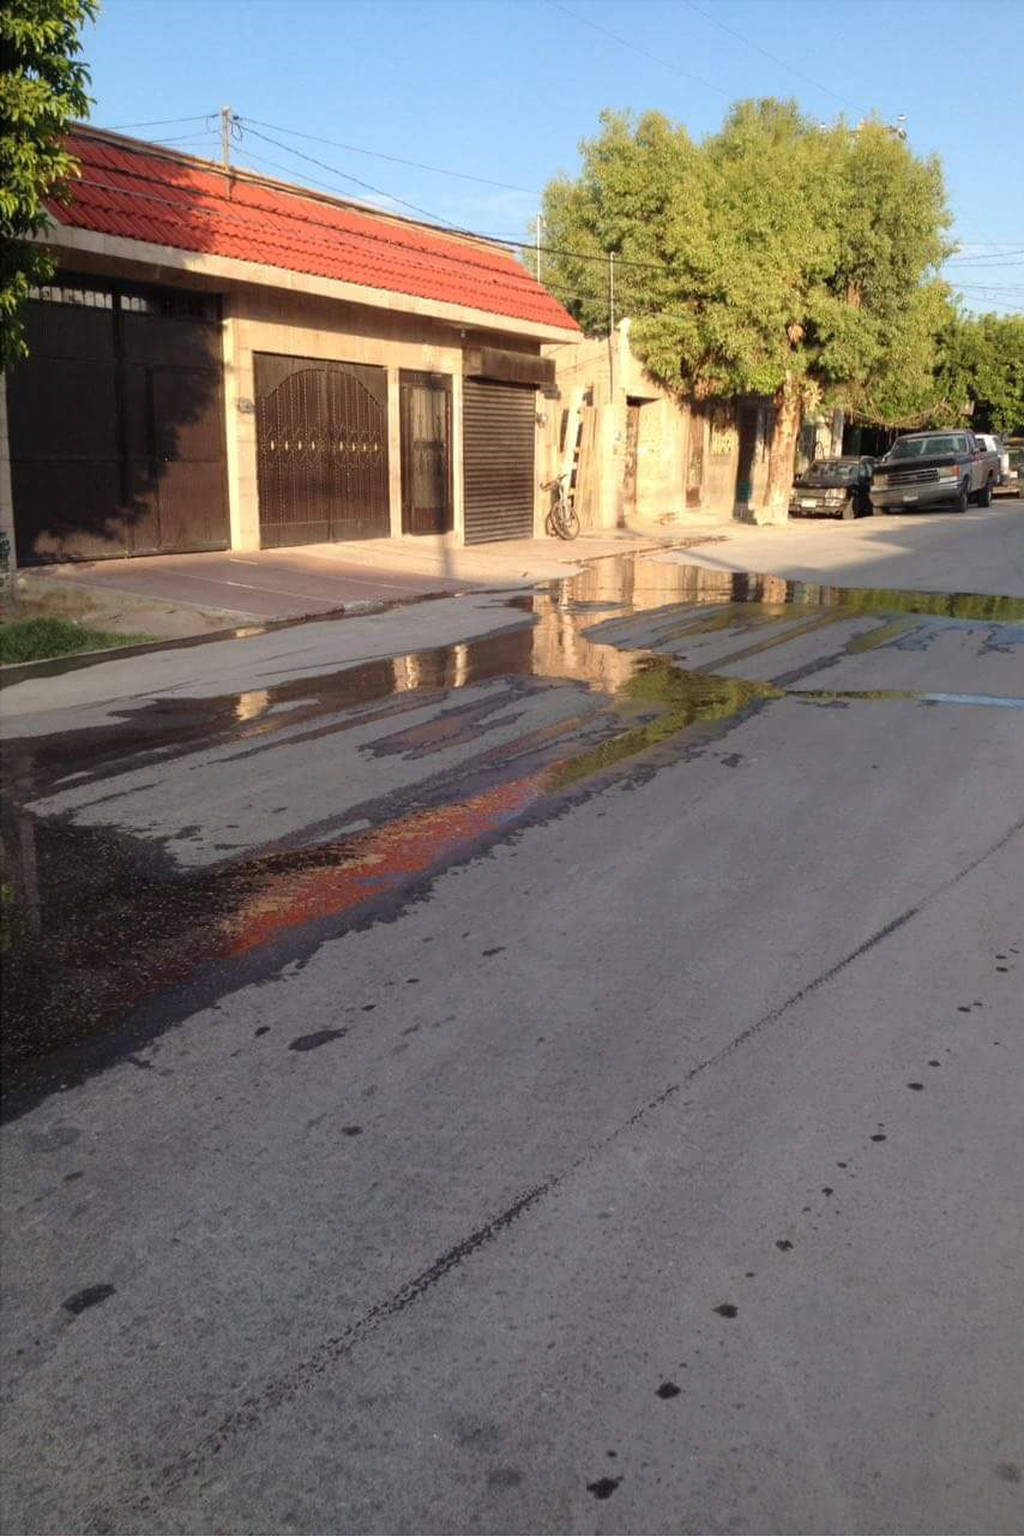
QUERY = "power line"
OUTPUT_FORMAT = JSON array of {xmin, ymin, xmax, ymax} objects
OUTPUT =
[
  {"xmin": 242, "ymin": 118, "xmax": 540, "ymax": 197},
  {"xmin": 678, "ymin": 0, "xmax": 861, "ymax": 114},
  {"xmin": 546, "ymin": 0, "xmax": 731, "ymax": 99},
  {"xmin": 234, "ymin": 123, "xmax": 684, "ymax": 272},
  {"xmin": 147, "ymin": 133, "xmax": 222, "ymax": 149},
  {"xmin": 80, "ymin": 134, "xmax": 1016, "ymax": 316},
  {"xmin": 233, "ymin": 148, "xmax": 402, "ymax": 210},
  {"xmin": 945, "ymin": 251, "xmax": 1024, "ymax": 266},
  {"xmin": 105, "ymin": 115, "xmax": 211, "ymax": 131},
  {"xmin": 237, "ymin": 124, "xmax": 460, "ymax": 228}
]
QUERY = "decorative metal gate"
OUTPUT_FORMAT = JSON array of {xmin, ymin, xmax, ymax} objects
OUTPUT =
[
  {"xmin": 254, "ymin": 355, "xmax": 390, "ymax": 547},
  {"xmin": 463, "ymin": 379, "xmax": 535, "ymax": 544},
  {"xmin": 7, "ymin": 276, "xmax": 229, "ymax": 563}
]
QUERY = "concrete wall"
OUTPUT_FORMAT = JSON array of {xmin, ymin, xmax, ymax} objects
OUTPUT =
[
  {"xmin": 632, "ymin": 396, "xmax": 688, "ymax": 524},
  {"xmin": 543, "ymin": 324, "xmax": 760, "ymax": 529},
  {"xmin": 543, "ymin": 324, "xmax": 817, "ymax": 528}
]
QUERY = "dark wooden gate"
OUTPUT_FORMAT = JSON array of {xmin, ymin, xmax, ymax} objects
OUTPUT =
[
  {"xmin": 254, "ymin": 354, "xmax": 390, "ymax": 547},
  {"xmin": 463, "ymin": 379, "xmax": 535, "ymax": 544},
  {"xmin": 400, "ymin": 370, "xmax": 452, "ymax": 535},
  {"xmin": 7, "ymin": 276, "xmax": 228, "ymax": 563}
]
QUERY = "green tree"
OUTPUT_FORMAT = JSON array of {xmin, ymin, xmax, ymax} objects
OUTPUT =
[
  {"xmin": 538, "ymin": 102, "xmax": 952, "ymax": 515},
  {"xmin": 1, "ymin": 0, "xmax": 96, "ymax": 368},
  {"xmin": 844, "ymin": 281, "xmax": 965, "ymax": 431},
  {"xmin": 938, "ymin": 312, "xmax": 1024, "ymax": 436}
]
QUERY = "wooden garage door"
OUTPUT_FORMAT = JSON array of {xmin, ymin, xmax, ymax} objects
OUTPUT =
[
  {"xmin": 463, "ymin": 379, "xmax": 535, "ymax": 544},
  {"xmin": 7, "ymin": 277, "xmax": 229, "ymax": 564},
  {"xmin": 254, "ymin": 354, "xmax": 390, "ymax": 547}
]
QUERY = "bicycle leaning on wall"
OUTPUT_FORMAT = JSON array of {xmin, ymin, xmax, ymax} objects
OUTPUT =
[{"xmin": 542, "ymin": 475, "xmax": 580, "ymax": 541}]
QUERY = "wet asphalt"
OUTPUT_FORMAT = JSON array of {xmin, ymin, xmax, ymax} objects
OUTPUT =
[{"xmin": 2, "ymin": 519, "xmax": 1023, "ymax": 1534}]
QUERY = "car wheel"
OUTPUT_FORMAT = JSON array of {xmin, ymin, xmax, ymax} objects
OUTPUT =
[
  {"xmin": 842, "ymin": 498, "xmax": 857, "ymax": 520},
  {"xmin": 977, "ymin": 476, "xmax": 993, "ymax": 508},
  {"xmin": 955, "ymin": 480, "xmax": 970, "ymax": 513}
]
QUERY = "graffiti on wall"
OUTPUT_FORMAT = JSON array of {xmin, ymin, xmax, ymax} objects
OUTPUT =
[{"xmin": 709, "ymin": 406, "xmax": 738, "ymax": 458}]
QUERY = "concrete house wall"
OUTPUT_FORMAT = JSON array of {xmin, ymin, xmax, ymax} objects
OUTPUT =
[
  {"xmin": 542, "ymin": 322, "xmax": 794, "ymax": 528},
  {"xmin": 223, "ymin": 285, "xmax": 545, "ymax": 551},
  {"xmin": 2, "ymin": 131, "xmax": 578, "ymax": 569}
]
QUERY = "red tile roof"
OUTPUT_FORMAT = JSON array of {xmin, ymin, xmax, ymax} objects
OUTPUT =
[{"xmin": 50, "ymin": 129, "xmax": 579, "ymax": 334}]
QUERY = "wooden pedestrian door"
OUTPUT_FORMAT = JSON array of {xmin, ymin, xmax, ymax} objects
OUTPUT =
[
  {"xmin": 400, "ymin": 371, "xmax": 452, "ymax": 534},
  {"xmin": 6, "ymin": 276, "xmax": 229, "ymax": 563},
  {"xmin": 254, "ymin": 354, "xmax": 390, "ymax": 547}
]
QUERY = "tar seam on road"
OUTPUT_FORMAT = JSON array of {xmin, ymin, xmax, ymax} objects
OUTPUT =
[{"xmin": 86, "ymin": 809, "xmax": 1024, "ymax": 1531}]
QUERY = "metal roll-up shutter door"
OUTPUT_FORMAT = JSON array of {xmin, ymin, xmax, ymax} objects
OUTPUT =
[{"xmin": 463, "ymin": 379, "xmax": 535, "ymax": 543}]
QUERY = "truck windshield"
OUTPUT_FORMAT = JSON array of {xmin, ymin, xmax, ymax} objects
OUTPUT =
[{"xmin": 888, "ymin": 435, "xmax": 965, "ymax": 459}]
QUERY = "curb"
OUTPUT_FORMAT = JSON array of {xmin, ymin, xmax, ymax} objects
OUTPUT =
[{"xmin": 0, "ymin": 533, "xmax": 726, "ymax": 689}]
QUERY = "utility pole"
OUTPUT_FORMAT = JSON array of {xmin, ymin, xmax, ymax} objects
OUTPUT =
[
  {"xmin": 609, "ymin": 250, "xmax": 616, "ymax": 333},
  {"xmin": 220, "ymin": 106, "xmax": 234, "ymax": 170},
  {"xmin": 535, "ymin": 213, "xmax": 543, "ymax": 282}
]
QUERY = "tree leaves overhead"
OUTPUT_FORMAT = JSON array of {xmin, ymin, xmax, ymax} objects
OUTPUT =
[
  {"xmin": 1, "ymin": 0, "xmax": 97, "ymax": 367},
  {"xmin": 939, "ymin": 313, "xmax": 1024, "ymax": 436},
  {"xmin": 537, "ymin": 99, "xmax": 955, "ymax": 423}
]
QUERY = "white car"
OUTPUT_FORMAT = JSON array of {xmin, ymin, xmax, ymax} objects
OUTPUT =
[{"xmin": 974, "ymin": 433, "xmax": 1009, "ymax": 484}]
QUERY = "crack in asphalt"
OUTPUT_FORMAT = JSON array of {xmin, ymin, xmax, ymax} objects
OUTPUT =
[{"xmin": 85, "ymin": 808, "xmax": 1024, "ymax": 1531}]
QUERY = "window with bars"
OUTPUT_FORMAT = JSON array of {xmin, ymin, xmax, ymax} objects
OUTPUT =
[
  {"xmin": 120, "ymin": 290, "xmax": 220, "ymax": 322},
  {"xmin": 29, "ymin": 283, "xmax": 113, "ymax": 309},
  {"xmin": 29, "ymin": 276, "xmax": 219, "ymax": 323}
]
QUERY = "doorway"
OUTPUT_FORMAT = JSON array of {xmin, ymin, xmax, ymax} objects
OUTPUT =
[
  {"xmin": 8, "ymin": 277, "xmax": 229, "ymax": 563},
  {"xmin": 254, "ymin": 354, "xmax": 390, "ymax": 548},
  {"xmin": 400, "ymin": 371, "xmax": 452, "ymax": 535},
  {"xmin": 623, "ymin": 400, "xmax": 642, "ymax": 520}
]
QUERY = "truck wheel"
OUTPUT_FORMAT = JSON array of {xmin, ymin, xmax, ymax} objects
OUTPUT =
[
  {"xmin": 842, "ymin": 498, "xmax": 857, "ymax": 520},
  {"xmin": 978, "ymin": 476, "xmax": 993, "ymax": 508},
  {"xmin": 955, "ymin": 481, "xmax": 970, "ymax": 513}
]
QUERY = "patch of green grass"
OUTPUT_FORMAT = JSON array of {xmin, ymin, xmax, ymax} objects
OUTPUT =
[{"xmin": 0, "ymin": 617, "xmax": 154, "ymax": 665}]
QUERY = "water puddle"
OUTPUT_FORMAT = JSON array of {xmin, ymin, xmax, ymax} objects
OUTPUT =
[{"xmin": 3, "ymin": 552, "xmax": 1022, "ymax": 1103}]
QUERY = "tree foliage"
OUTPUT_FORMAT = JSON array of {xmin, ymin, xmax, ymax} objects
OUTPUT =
[
  {"xmin": 537, "ymin": 101, "xmax": 954, "ymax": 504},
  {"xmin": 1, "ymin": 0, "xmax": 96, "ymax": 368},
  {"xmin": 938, "ymin": 312, "xmax": 1024, "ymax": 436}
]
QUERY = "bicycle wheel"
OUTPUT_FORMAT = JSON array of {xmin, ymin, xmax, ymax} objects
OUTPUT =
[{"xmin": 560, "ymin": 504, "xmax": 580, "ymax": 540}]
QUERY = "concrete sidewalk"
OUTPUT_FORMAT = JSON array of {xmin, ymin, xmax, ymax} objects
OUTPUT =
[{"xmin": 13, "ymin": 524, "xmax": 723, "ymax": 637}]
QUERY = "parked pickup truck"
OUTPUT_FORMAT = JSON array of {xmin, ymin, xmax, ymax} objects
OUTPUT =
[{"xmin": 870, "ymin": 430, "xmax": 1000, "ymax": 514}]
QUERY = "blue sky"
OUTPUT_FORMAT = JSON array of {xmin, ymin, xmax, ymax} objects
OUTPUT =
[{"xmin": 83, "ymin": 0, "xmax": 1023, "ymax": 314}]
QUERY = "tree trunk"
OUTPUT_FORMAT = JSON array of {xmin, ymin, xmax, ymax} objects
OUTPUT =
[{"xmin": 762, "ymin": 383, "xmax": 803, "ymax": 524}]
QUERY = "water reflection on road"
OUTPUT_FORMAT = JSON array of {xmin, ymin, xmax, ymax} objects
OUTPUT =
[{"xmin": 3, "ymin": 553, "xmax": 1023, "ymax": 1099}]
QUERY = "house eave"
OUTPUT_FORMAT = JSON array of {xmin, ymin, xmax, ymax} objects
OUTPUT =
[{"xmin": 40, "ymin": 221, "xmax": 582, "ymax": 344}]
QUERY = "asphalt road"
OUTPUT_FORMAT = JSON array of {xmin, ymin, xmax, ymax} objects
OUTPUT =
[{"xmin": 2, "ymin": 505, "xmax": 1023, "ymax": 1535}]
